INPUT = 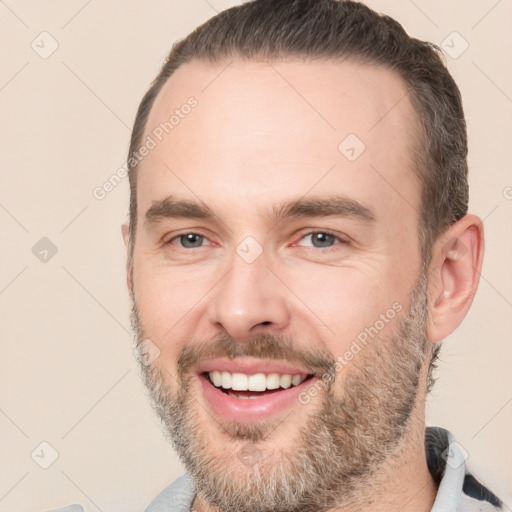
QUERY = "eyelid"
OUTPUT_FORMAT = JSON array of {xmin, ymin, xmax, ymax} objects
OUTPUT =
[
  {"xmin": 165, "ymin": 230, "xmax": 214, "ymax": 247},
  {"xmin": 292, "ymin": 229, "xmax": 350, "ymax": 247},
  {"xmin": 164, "ymin": 229, "xmax": 349, "ymax": 250}
]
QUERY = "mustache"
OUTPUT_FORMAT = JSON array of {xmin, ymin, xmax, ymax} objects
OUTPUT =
[{"xmin": 176, "ymin": 332, "xmax": 335, "ymax": 380}]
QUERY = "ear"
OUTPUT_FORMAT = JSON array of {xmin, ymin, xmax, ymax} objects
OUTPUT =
[
  {"xmin": 426, "ymin": 214, "xmax": 485, "ymax": 343},
  {"xmin": 121, "ymin": 222, "xmax": 134, "ymax": 297}
]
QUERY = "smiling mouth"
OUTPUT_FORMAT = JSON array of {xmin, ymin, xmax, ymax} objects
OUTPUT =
[{"xmin": 204, "ymin": 370, "xmax": 314, "ymax": 399}]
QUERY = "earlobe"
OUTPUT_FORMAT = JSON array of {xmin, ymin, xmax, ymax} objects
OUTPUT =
[
  {"xmin": 121, "ymin": 223, "xmax": 134, "ymax": 297},
  {"xmin": 121, "ymin": 223, "xmax": 130, "ymax": 248},
  {"xmin": 426, "ymin": 215, "xmax": 485, "ymax": 343}
]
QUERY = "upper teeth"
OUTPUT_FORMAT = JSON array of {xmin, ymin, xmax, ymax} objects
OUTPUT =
[{"xmin": 208, "ymin": 371, "xmax": 305, "ymax": 391}]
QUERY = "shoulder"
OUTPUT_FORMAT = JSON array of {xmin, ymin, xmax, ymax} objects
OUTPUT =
[
  {"xmin": 459, "ymin": 474, "xmax": 503, "ymax": 511},
  {"xmin": 426, "ymin": 426, "xmax": 503, "ymax": 511}
]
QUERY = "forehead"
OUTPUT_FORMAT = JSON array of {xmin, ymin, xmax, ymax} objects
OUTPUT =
[{"xmin": 138, "ymin": 58, "xmax": 421, "ymax": 227}]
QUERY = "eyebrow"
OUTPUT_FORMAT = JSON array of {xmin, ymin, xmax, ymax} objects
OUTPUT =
[
  {"xmin": 144, "ymin": 194, "xmax": 376, "ymax": 227},
  {"xmin": 268, "ymin": 195, "xmax": 376, "ymax": 225},
  {"xmin": 145, "ymin": 196, "xmax": 214, "ymax": 226}
]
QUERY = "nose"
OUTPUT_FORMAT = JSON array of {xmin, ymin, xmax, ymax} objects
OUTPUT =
[{"xmin": 206, "ymin": 251, "xmax": 291, "ymax": 340}]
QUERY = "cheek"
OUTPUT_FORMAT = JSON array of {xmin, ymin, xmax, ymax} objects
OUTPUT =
[
  {"xmin": 132, "ymin": 263, "xmax": 209, "ymax": 350},
  {"xmin": 288, "ymin": 265, "xmax": 401, "ymax": 354}
]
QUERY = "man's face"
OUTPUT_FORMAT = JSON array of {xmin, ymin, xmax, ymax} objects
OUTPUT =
[{"xmin": 128, "ymin": 59, "xmax": 429, "ymax": 510}]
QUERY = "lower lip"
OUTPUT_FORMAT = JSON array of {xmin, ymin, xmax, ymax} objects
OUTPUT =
[{"xmin": 197, "ymin": 373, "xmax": 316, "ymax": 423}]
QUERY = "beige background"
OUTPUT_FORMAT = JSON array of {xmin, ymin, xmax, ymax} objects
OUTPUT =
[{"xmin": 1, "ymin": 1, "xmax": 511, "ymax": 511}]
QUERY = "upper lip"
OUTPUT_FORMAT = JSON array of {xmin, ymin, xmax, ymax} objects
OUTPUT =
[{"xmin": 194, "ymin": 357, "xmax": 314, "ymax": 376}]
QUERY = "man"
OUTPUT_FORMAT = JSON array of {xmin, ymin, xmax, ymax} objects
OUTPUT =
[{"xmin": 122, "ymin": 0, "xmax": 502, "ymax": 510}]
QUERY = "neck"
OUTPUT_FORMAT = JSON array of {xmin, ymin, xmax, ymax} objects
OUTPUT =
[{"xmin": 339, "ymin": 411, "xmax": 437, "ymax": 512}]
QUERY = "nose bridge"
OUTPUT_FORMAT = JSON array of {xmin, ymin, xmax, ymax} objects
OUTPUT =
[{"xmin": 207, "ymin": 246, "xmax": 290, "ymax": 338}]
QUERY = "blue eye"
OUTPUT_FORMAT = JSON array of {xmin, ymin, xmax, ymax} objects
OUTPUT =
[
  {"xmin": 174, "ymin": 233, "xmax": 205, "ymax": 248},
  {"xmin": 299, "ymin": 232, "xmax": 341, "ymax": 248},
  {"xmin": 168, "ymin": 231, "xmax": 344, "ymax": 251}
]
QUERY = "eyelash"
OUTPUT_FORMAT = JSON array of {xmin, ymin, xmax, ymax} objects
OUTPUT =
[
  {"xmin": 167, "ymin": 232, "xmax": 213, "ymax": 249},
  {"xmin": 167, "ymin": 230, "xmax": 348, "ymax": 251},
  {"xmin": 294, "ymin": 231, "xmax": 348, "ymax": 251}
]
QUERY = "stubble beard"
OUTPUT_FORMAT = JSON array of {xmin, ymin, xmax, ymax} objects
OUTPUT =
[{"xmin": 131, "ymin": 275, "xmax": 432, "ymax": 512}]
